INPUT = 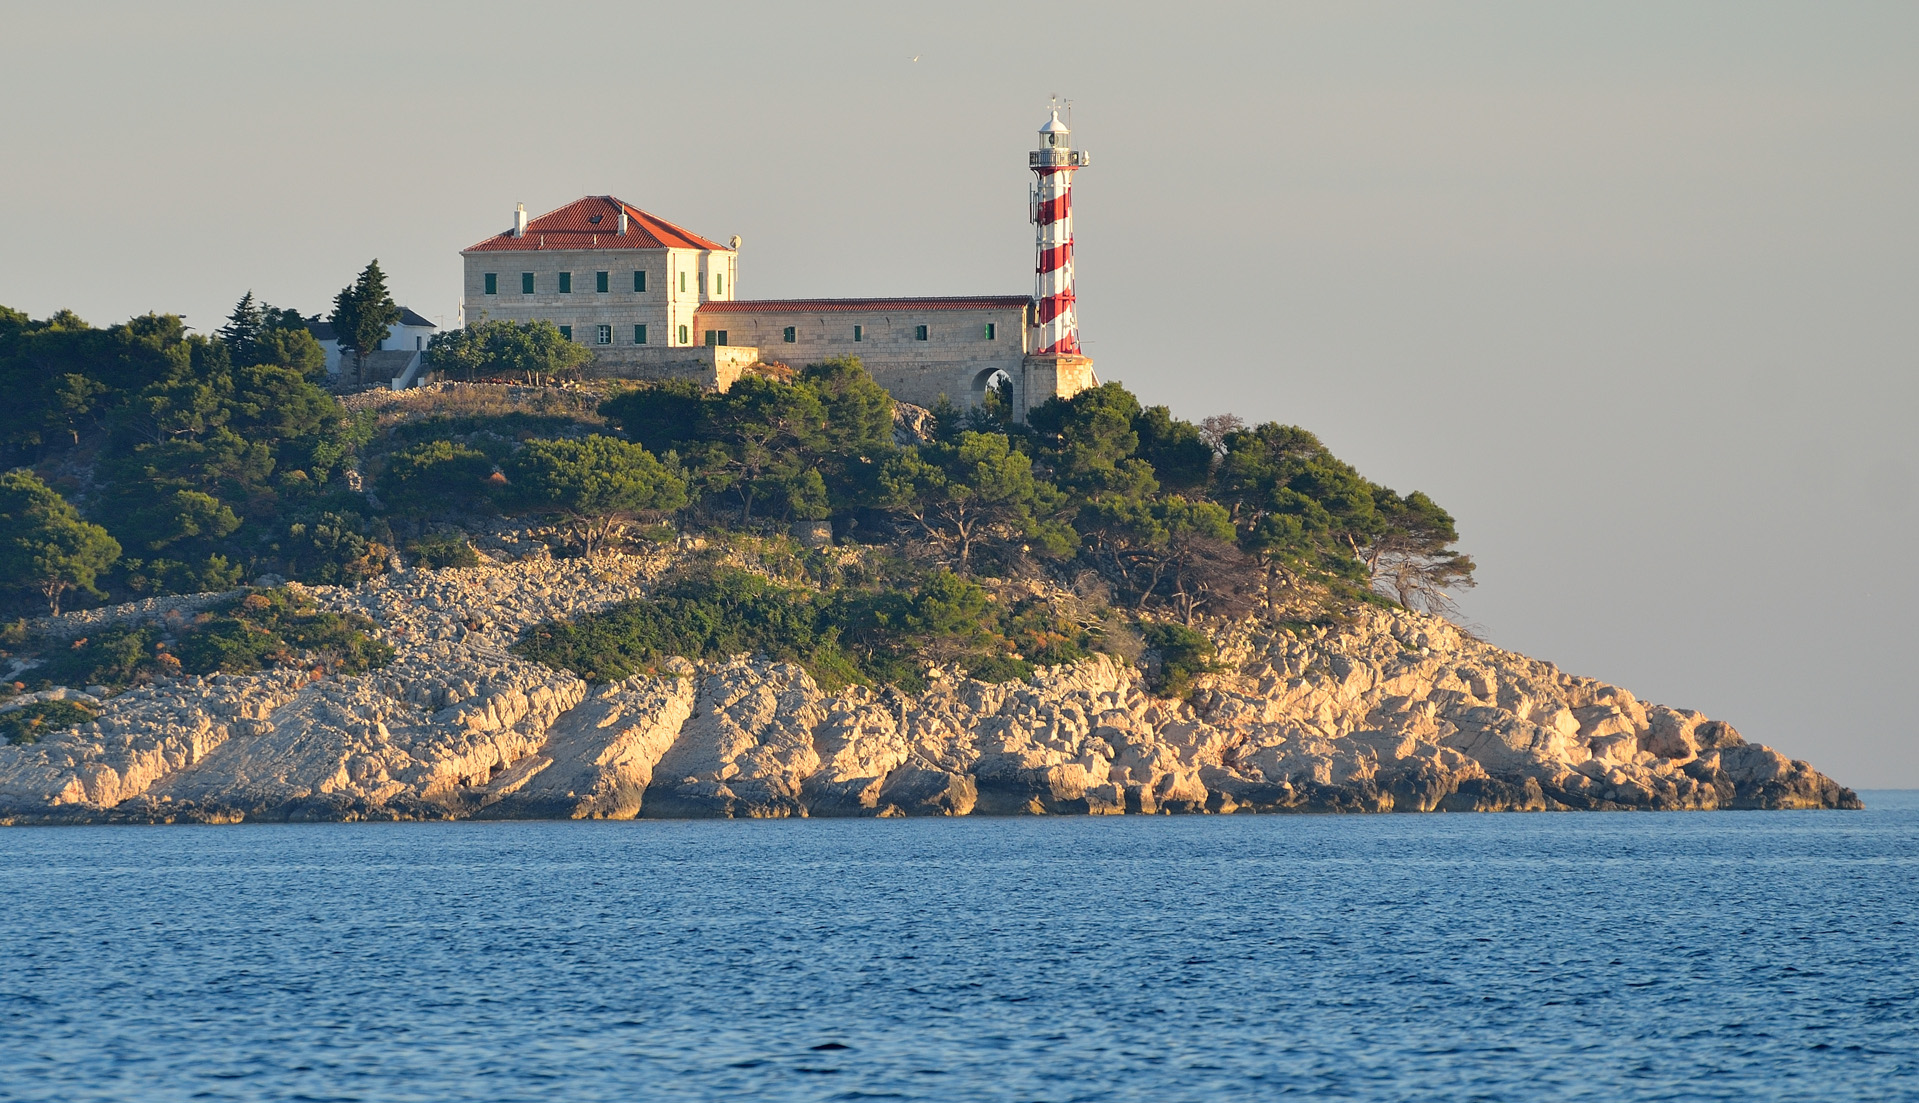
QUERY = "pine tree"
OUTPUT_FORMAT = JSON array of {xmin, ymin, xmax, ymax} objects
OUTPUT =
[
  {"xmin": 0, "ymin": 470, "xmax": 122, "ymax": 615},
  {"xmin": 328, "ymin": 260, "xmax": 402, "ymax": 384},
  {"xmin": 216, "ymin": 291, "xmax": 266, "ymax": 365}
]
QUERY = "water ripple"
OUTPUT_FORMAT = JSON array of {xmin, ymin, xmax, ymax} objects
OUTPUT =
[{"xmin": 2, "ymin": 796, "xmax": 1916, "ymax": 1101}]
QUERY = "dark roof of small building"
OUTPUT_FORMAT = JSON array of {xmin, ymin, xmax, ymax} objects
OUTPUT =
[
  {"xmin": 464, "ymin": 196, "xmax": 728, "ymax": 253},
  {"xmin": 696, "ymin": 296, "xmax": 1031, "ymax": 314},
  {"xmin": 306, "ymin": 309, "xmax": 433, "ymax": 342}
]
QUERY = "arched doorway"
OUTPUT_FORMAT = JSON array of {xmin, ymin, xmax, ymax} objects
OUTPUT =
[{"xmin": 970, "ymin": 367, "xmax": 1015, "ymax": 419}]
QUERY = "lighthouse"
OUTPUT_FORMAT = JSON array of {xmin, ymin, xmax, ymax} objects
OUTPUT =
[{"xmin": 1030, "ymin": 108, "xmax": 1090, "ymax": 355}]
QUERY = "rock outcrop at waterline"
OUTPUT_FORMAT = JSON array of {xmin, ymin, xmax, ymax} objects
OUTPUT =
[{"xmin": 0, "ymin": 556, "xmax": 1859, "ymax": 823}]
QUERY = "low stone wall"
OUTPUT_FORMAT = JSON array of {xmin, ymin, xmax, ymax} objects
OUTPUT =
[{"xmin": 579, "ymin": 345, "xmax": 759, "ymax": 390}]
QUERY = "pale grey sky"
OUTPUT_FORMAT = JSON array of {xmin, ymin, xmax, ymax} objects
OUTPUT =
[{"xmin": 3, "ymin": 1, "xmax": 1914, "ymax": 784}]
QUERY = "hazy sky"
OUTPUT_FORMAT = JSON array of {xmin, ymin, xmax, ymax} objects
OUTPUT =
[{"xmin": 4, "ymin": 1, "xmax": 1915, "ymax": 785}]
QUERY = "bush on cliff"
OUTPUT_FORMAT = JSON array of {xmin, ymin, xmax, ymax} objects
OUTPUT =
[
  {"xmin": 513, "ymin": 566, "xmax": 1100, "ymax": 692},
  {"xmin": 23, "ymin": 587, "xmax": 391, "ymax": 692},
  {"xmin": 0, "ymin": 699, "xmax": 97, "ymax": 745},
  {"xmin": 406, "ymin": 532, "xmax": 480, "ymax": 570},
  {"xmin": 1142, "ymin": 622, "xmax": 1220, "ymax": 699}
]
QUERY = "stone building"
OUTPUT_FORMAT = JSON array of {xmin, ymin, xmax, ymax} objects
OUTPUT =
[{"xmin": 458, "ymin": 113, "xmax": 1096, "ymax": 420}]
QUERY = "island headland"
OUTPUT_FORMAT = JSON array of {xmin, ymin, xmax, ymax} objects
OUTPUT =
[
  {"xmin": 0, "ymin": 227, "xmax": 1859, "ymax": 822},
  {"xmin": 0, "ymin": 374, "xmax": 1856, "ymax": 821}
]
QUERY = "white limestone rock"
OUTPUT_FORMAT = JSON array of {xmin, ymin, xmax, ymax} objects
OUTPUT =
[{"xmin": 0, "ymin": 559, "xmax": 1860, "ymax": 823}]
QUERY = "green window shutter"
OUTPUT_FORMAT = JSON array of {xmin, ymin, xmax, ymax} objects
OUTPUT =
[
  {"xmin": 558, "ymin": 272, "xmax": 572, "ymax": 294},
  {"xmin": 853, "ymin": 325, "xmax": 862, "ymax": 342},
  {"xmin": 783, "ymin": 326, "xmax": 795, "ymax": 343},
  {"xmin": 634, "ymin": 324, "xmax": 647, "ymax": 344},
  {"xmin": 679, "ymin": 271, "xmax": 686, "ymax": 293},
  {"xmin": 985, "ymin": 323, "xmax": 995, "ymax": 340},
  {"xmin": 596, "ymin": 271, "xmax": 609, "ymax": 293},
  {"xmin": 915, "ymin": 324, "xmax": 928, "ymax": 341},
  {"xmin": 716, "ymin": 274, "xmax": 723, "ymax": 296},
  {"xmin": 678, "ymin": 324, "xmax": 688, "ymax": 344},
  {"xmin": 634, "ymin": 270, "xmax": 646, "ymax": 292},
  {"xmin": 558, "ymin": 325, "xmax": 572, "ymax": 340},
  {"xmin": 484, "ymin": 273, "xmax": 497, "ymax": 295},
  {"xmin": 521, "ymin": 273, "xmax": 534, "ymax": 294}
]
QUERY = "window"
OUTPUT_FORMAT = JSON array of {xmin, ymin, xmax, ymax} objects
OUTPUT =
[
  {"xmin": 704, "ymin": 330, "xmax": 729, "ymax": 347},
  {"xmin": 985, "ymin": 323, "xmax": 996, "ymax": 340},
  {"xmin": 558, "ymin": 272, "xmax": 572, "ymax": 294},
  {"xmin": 782, "ymin": 326, "xmax": 796, "ymax": 343},
  {"xmin": 559, "ymin": 325, "xmax": 573, "ymax": 341},
  {"xmin": 915, "ymin": 324, "xmax": 928, "ymax": 341},
  {"xmin": 679, "ymin": 271, "xmax": 686, "ymax": 293},
  {"xmin": 484, "ymin": 273, "xmax": 497, "ymax": 295},
  {"xmin": 634, "ymin": 324, "xmax": 648, "ymax": 344},
  {"xmin": 521, "ymin": 273, "xmax": 534, "ymax": 294},
  {"xmin": 596, "ymin": 271, "xmax": 609, "ymax": 293},
  {"xmin": 678, "ymin": 324, "xmax": 689, "ymax": 344},
  {"xmin": 633, "ymin": 270, "xmax": 646, "ymax": 292},
  {"xmin": 715, "ymin": 274, "xmax": 723, "ymax": 297},
  {"xmin": 853, "ymin": 325, "xmax": 863, "ymax": 342},
  {"xmin": 596, "ymin": 325, "xmax": 612, "ymax": 345}
]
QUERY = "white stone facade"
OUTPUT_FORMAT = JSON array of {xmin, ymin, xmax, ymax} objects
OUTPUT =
[{"xmin": 463, "ymin": 246, "xmax": 735, "ymax": 349}]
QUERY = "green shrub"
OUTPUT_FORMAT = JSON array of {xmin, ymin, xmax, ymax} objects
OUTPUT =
[
  {"xmin": 199, "ymin": 588, "xmax": 392, "ymax": 676},
  {"xmin": 1, "ymin": 699, "xmax": 96, "ymax": 745},
  {"xmin": 516, "ymin": 567, "xmax": 1095, "ymax": 693},
  {"xmin": 17, "ymin": 588, "xmax": 390, "ymax": 691},
  {"xmin": 33, "ymin": 625, "xmax": 165, "ymax": 689},
  {"xmin": 1143, "ymin": 621, "xmax": 1220, "ymax": 698},
  {"xmin": 378, "ymin": 441, "xmax": 497, "ymax": 517},
  {"xmin": 965, "ymin": 654, "xmax": 1032, "ymax": 684},
  {"xmin": 517, "ymin": 569, "xmax": 842, "ymax": 686},
  {"xmin": 171, "ymin": 617, "xmax": 283, "ymax": 674},
  {"xmin": 407, "ymin": 532, "xmax": 480, "ymax": 570},
  {"xmin": 281, "ymin": 512, "xmax": 391, "ymax": 585}
]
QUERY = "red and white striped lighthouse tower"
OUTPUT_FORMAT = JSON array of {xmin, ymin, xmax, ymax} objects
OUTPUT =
[{"xmin": 1030, "ymin": 108, "xmax": 1089, "ymax": 355}]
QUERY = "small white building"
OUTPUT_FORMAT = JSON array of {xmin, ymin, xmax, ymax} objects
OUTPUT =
[{"xmin": 307, "ymin": 307, "xmax": 438, "ymax": 387}]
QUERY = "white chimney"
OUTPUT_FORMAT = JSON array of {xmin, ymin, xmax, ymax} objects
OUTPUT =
[
  {"xmin": 618, "ymin": 209, "xmax": 628, "ymax": 235},
  {"xmin": 513, "ymin": 203, "xmax": 528, "ymax": 238}
]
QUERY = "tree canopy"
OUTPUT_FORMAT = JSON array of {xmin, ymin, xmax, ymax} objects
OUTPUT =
[
  {"xmin": 501, "ymin": 435, "xmax": 687, "ymax": 555},
  {"xmin": 425, "ymin": 319, "xmax": 592, "ymax": 386},
  {"xmin": 0, "ymin": 295, "xmax": 1476, "ymax": 626},
  {"xmin": 0, "ymin": 470, "xmax": 122, "ymax": 614},
  {"xmin": 328, "ymin": 260, "xmax": 401, "ymax": 382}
]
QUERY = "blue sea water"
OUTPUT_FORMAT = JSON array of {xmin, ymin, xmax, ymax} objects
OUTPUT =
[{"xmin": 2, "ymin": 797, "xmax": 1915, "ymax": 1103}]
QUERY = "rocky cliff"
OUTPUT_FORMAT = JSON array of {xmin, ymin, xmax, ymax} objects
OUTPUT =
[{"xmin": 0, "ymin": 555, "xmax": 1859, "ymax": 823}]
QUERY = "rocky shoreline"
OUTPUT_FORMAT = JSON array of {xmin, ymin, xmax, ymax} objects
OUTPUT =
[{"xmin": 0, "ymin": 554, "xmax": 1860, "ymax": 823}]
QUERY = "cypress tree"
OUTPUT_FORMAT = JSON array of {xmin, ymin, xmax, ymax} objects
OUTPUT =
[{"xmin": 328, "ymin": 260, "xmax": 401, "ymax": 384}]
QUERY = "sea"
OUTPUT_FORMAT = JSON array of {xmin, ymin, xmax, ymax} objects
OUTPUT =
[{"xmin": 1, "ymin": 795, "xmax": 1914, "ymax": 1103}]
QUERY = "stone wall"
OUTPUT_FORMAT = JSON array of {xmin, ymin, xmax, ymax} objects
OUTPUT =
[{"xmin": 577, "ymin": 345, "xmax": 758, "ymax": 390}]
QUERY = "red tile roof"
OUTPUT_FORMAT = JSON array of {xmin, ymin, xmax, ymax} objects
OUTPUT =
[
  {"xmin": 464, "ymin": 196, "xmax": 728, "ymax": 253},
  {"xmin": 696, "ymin": 296, "xmax": 1031, "ymax": 314}
]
